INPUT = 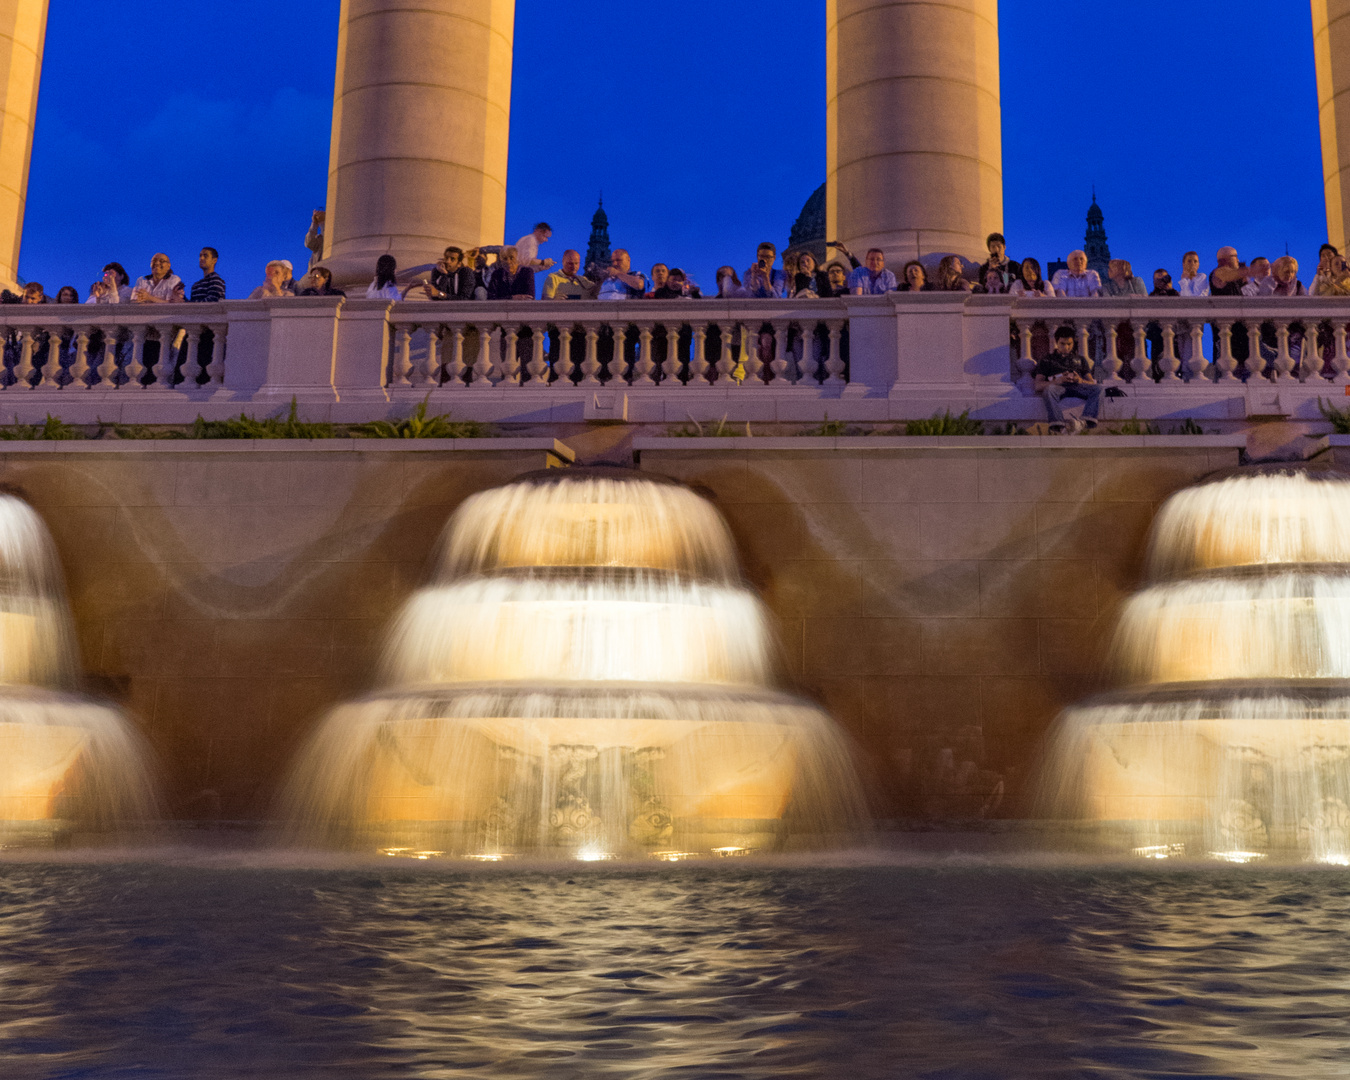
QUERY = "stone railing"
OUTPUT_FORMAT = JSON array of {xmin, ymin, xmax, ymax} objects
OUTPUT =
[
  {"xmin": 0, "ymin": 292, "xmax": 1346, "ymax": 424},
  {"xmin": 382, "ymin": 299, "xmax": 850, "ymax": 390},
  {"xmin": 1009, "ymin": 295, "xmax": 1350, "ymax": 385},
  {"xmin": 0, "ymin": 303, "xmax": 227, "ymax": 392}
]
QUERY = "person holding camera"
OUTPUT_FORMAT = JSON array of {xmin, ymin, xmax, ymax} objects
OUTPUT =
[
  {"xmin": 1034, "ymin": 325, "xmax": 1103, "ymax": 433},
  {"xmin": 597, "ymin": 249, "xmax": 646, "ymax": 300},
  {"xmin": 743, "ymin": 243, "xmax": 787, "ymax": 299}
]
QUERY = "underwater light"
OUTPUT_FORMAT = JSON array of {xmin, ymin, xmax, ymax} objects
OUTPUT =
[
  {"xmin": 711, "ymin": 846, "xmax": 752, "ymax": 857},
  {"xmin": 650, "ymin": 851, "xmax": 701, "ymax": 862},
  {"xmin": 576, "ymin": 847, "xmax": 618, "ymax": 862},
  {"xmin": 1133, "ymin": 844, "xmax": 1186, "ymax": 860},
  {"xmin": 1209, "ymin": 851, "xmax": 1268, "ymax": 864},
  {"xmin": 1316, "ymin": 854, "xmax": 1350, "ymax": 866}
]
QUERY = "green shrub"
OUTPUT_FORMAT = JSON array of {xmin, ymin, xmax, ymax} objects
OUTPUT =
[
  {"xmin": 903, "ymin": 410, "xmax": 984, "ymax": 436},
  {"xmin": 1172, "ymin": 417, "xmax": 1207, "ymax": 436},
  {"xmin": 666, "ymin": 414, "xmax": 749, "ymax": 438},
  {"xmin": 350, "ymin": 398, "xmax": 489, "ymax": 439},
  {"xmin": 799, "ymin": 418, "xmax": 852, "ymax": 437},
  {"xmin": 0, "ymin": 415, "xmax": 85, "ymax": 440},
  {"xmin": 1319, "ymin": 398, "xmax": 1350, "ymax": 434},
  {"xmin": 1107, "ymin": 414, "xmax": 1162, "ymax": 436},
  {"xmin": 188, "ymin": 399, "xmax": 338, "ymax": 440}
]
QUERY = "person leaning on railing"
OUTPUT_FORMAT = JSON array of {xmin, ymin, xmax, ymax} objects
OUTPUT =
[
  {"xmin": 597, "ymin": 250, "xmax": 646, "ymax": 300},
  {"xmin": 131, "ymin": 253, "xmax": 185, "ymax": 304},
  {"xmin": 298, "ymin": 266, "xmax": 346, "ymax": 297},
  {"xmin": 1009, "ymin": 258, "xmax": 1054, "ymax": 297},
  {"xmin": 652, "ymin": 268, "xmax": 699, "ymax": 299},
  {"xmin": 1050, "ymin": 250, "xmax": 1101, "ymax": 297},
  {"xmin": 86, "ymin": 263, "xmax": 133, "ymax": 304},
  {"xmin": 189, "ymin": 247, "xmax": 226, "ymax": 303},
  {"xmin": 898, "ymin": 260, "xmax": 930, "ymax": 292},
  {"xmin": 250, "ymin": 260, "xmax": 300, "ymax": 299},
  {"xmin": 1176, "ymin": 251, "xmax": 1209, "ymax": 297},
  {"xmin": 542, "ymin": 250, "xmax": 597, "ymax": 300},
  {"xmin": 932, "ymin": 255, "xmax": 973, "ymax": 293},
  {"xmin": 422, "ymin": 246, "xmax": 476, "ymax": 301},
  {"xmin": 486, "ymin": 247, "xmax": 535, "ymax": 301},
  {"xmin": 848, "ymin": 249, "xmax": 898, "ymax": 294},
  {"xmin": 978, "ymin": 232, "xmax": 1021, "ymax": 293}
]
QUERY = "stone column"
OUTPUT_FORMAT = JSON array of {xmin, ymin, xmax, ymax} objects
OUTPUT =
[
  {"xmin": 826, "ymin": 0, "xmax": 1002, "ymax": 266},
  {"xmin": 0, "ymin": 0, "xmax": 47, "ymax": 290},
  {"xmin": 322, "ymin": 0, "xmax": 515, "ymax": 284},
  {"xmin": 1314, "ymin": 0, "xmax": 1350, "ymax": 251}
]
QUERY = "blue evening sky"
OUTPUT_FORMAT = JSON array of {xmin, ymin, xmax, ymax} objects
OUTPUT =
[{"xmin": 19, "ymin": 2, "xmax": 1324, "ymax": 295}]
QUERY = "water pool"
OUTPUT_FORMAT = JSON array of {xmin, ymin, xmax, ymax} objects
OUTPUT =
[{"xmin": 1, "ymin": 856, "xmax": 1348, "ymax": 1078}]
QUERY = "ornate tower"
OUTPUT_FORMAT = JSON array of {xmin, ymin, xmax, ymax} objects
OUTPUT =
[
  {"xmin": 0, "ymin": 0, "xmax": 47, "ymax": 289},
  {"xmin": 1084, "ymin": 191, "xmax": 1111, "ymax": 279},
  {"xmin": 584, "ymin": 196, "xmax": 611, "ymax": 277}
]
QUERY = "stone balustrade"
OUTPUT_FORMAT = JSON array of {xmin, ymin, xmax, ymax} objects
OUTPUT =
[{"xmin": 0, "ymin": 293, "xmax": 1346, "ymax": 425}]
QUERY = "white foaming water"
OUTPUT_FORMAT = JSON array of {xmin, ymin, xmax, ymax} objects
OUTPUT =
[
  {"xmin": 0, "ymin": 493, "xmax": 155, "ymax": 832},
  {"xmin": 285, "ymin": 472, "xmax": 866, "ymax": 856},
  {"xmin": 1042, "ymin": 469, "xmax": 1350, "ymax": 861},
  {"xmin": 1145, "ymin": 471, "xmax": 1350, "ymax": 580}
]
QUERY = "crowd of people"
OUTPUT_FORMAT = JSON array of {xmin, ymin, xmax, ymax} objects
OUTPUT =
[{"xmin": 11, "ymin": 208, "xmax": 1350, "ymax": 311}]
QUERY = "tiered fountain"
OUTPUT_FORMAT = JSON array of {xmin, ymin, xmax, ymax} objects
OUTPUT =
[
  {"xmin": 285, "ymin": 467, "xmax": 865, "ymax": 857},
  {"xmin": 1040, "ymin": 467, "xmax": 1350, "ymax": 862},
  {"xmin": 0, "ymin": 491, "xmax": 155, "ymax": 840}
]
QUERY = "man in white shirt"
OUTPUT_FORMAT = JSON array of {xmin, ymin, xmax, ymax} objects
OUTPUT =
[
  {"xmin": 1241, "ymin": 256, "xmax": 1273, "ymax": 297},
  {"xmin": 1049, "ymin": 250, "xmax": 1101, "ymax": 297},
  {"xmin": 131, "ymin": 253, "xmax": 184, "ymax": 303},
  {"xmin": 1176, "ymin": 251, "xmax": 1210, "ymax": 297},
  {"xmin": 514, "ymin": 223, "xmax": 556, "ymax": 274}
]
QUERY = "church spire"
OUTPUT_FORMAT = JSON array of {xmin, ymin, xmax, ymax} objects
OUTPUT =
[
  {"xmin": 1084, "ymin": 190, "xmax": 1110, "ymax": 278},
  {"xmin": 585, "ymin": 193, "xmax": 611, "ymax": 276}
]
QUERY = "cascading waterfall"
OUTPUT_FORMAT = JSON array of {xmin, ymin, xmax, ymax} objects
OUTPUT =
[
  {"xmin": 1039, "ymin": 467, "xmax": 1350, "ymax": 862},
  {"xmin": 0, "ymin": 492, "xmax": 155, "ymax": 836},
  {"xmin": 284, "ymin": 468, "xmax": 866, "ymax": 857}
]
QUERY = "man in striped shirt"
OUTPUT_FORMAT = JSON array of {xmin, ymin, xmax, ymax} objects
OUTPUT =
[{"xmin": 189, "ymin": 248, "xmax": 226, "ymax": 302}]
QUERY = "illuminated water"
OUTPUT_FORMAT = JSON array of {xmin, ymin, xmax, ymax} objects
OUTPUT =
[
  {"xmin": 285, "ymin": 470, "xmax": 865, "ymax": 855},
  {"xmin": 1041, "ymin": 469, "xmax": 1350, "ymax": 860},
  {"xmin": 0, "ymin": 492, "xmax": 154, "ymax": 834},
  {"xmin": 2, "ymin": 857, "xmax": 1348, "ymax": 1079}
]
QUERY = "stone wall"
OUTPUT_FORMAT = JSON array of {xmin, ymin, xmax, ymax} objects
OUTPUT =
[
  {"xmin": 638, "ymin": 437, "xmax": 1243, "ymax": 819},
  {"xmin": 0, "ymin": 441, "xmax": 567, "ymax": 820},
  {"xmin": 2, "ymin": 436, "xmax": 1241, "ymax": 823}
]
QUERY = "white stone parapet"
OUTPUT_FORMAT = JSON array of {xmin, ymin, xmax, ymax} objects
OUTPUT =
[{"xmin": 0, "ymin": 293, "xmax": 1348, "ymax": 425}]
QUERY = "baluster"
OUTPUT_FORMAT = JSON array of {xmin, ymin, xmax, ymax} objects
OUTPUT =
[
  {"xmin": 824, "ymin": 320, "xmax": 846, "ymax": 384},
  {"xmin": 99, "ymin": 326, "xmax": 121, "ymax": 386},
  {"xmin": 472, "ymin": 324, "xmax": 496, "ymax": 387},
  {"xmin": 500, "ymin": 324, "xmax": 521, "ymax": 386},
  {"xmin": 1274, "ymin": 322, "xmax": 1295, "ymax": 381},
  {"xmin": 409, "ymin": 325, "xmax": 430, "ymax": 386},
  {"xmin": 662, "ymin": 324, "xmax": 683, "ymax": 384},
  {"xmin": 715, "ymin": 322, "xmax": 736, "ymax": 383},
  {"xmin": 689, "ymin": 324, "xmax": 710, "ymax": 385},
  {"xmin": 580, "ymin": 324, "xmax": 602, "ymax": 385},
  {"xmin": 1158, "ymin": 322, "xmax": 1180, "ymax": 381},
  {"xmin": 1130, "ymin": 321, "xmax": 1148, "ymax": 381},
  {"xmin": 1214, "ymin": 321, "xmax": 1236, "ymax": 381},
  {"xmin": 444, "ymin": 325, "xmax": 467, "ymax": 385},
  {"xmin": 423, "ymin": 326, "xmax": 442, "ymax": 385},
  {"xmin": 184, "ymin": 327, "xmax": 203, "ymax": 386},
  {"xmin": 1017, "ymin": 322, "xmax": 1034, "ymax": 376},
  {"xmin": 206, "ymin": 323, "xmax": 226, "ymax": 385},
  {"xmin": 38, "ymin": 328, "xmax": 62, "ymax": 390},
  {"xmin": 126, "ymin": 326, "xmax": 147, "ymax": 387},
  {"xmin": 391, "ymin": 324, "xmax": 413, "ymax": 387},
  {"xmin": 798, "ymin": 322, "xmax": 819, "ymax": 383},
  {"xmin": 1075, "ymin": 322, "xmax": 1090, "ymax": 374},
  {"xmin": 155, "ymin": 325, "xmax": 179, "ymax": 389},
  {"xmin": 771, "ymin": 321, "xmax": 790, "ymax": 383},
  {"xmin": 741, "ymin": 324, "xmax": 764, "ymax": 385},
  {"xmin": 527, "ymin": 324, "xmax": 548, "ymax": 385},
  {"xmin": 610, "ymin": 324, "xmax": 628, "ymax": 383},
  {"xmin": 634, "ymin": 324, "xmax": 656, "ymax": 385},
  {"xmin": 71, "ymin": 327, "xmax": 91, "ymax": 390},
  {"xmin": 555, "ymin": 326, "xmax": 575, "ymax": 383},
  {"xmin": 1334, "ymin": 323, "xmax": 1349, "ymax": 384},
  {"xmin": 1242, "ymin": 320, "xmax": 1263, "ymax": 381},
  {"xmin": 1102, "ymin": 323, "xmax": 1122, "ymax": 383},
  {"xmin": 12, "ymin": 329, "xmax": 35, "ymax": 389},
  {"xmin": 1190, "ymin": 321, "xmax": 1208, "ymax": 381}
]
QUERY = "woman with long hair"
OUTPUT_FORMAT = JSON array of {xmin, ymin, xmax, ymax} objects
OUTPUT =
[
  {"xmin": 365, "ymin": 254, "xmax": 401, "ymax": 300},
  {"xmin": 899, "ymin": 260, "xmax": 928, "ymax": 292},
  {"xmin": 1009, "ymin": 257, "xmax": 1054, "ymax": 297},
  {"xmin": 935, "ymin": 255, "xmax": 974, "ymax": 292},
  {"xmin": 715, "ymin": 266, "xmax": 745, "ymax": 298}
]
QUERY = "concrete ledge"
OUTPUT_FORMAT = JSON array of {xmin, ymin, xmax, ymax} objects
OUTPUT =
[
  {"xmin": 633, "ymin": 435, "xmax": 1249, "ymax": 452},
  {"xmin": 0, "ymin": 437, "xmax": 575, "ymax": 462}
]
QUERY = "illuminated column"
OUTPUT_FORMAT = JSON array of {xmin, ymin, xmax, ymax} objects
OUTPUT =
[
  {"xmin": 0, "ymin": 0, "xmax": 47, "ymax": 289},
  {"xmin": 323, "ymin": 0, "xmax": 515, "ymax": 283},
  {"xmin": 1314, "ymin": 0, "xmax": 1350, "ymax": 251},
  {"xmin": 827, "ymin": 0, "xmax": 1002, "ymax": 265}
]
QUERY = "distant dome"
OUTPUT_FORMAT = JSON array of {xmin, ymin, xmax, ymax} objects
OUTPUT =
[{"xmin": 786, "ymin": 182, "xmax": 826, "ymax": 263}]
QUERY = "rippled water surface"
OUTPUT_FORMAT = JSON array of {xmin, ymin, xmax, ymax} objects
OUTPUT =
[{"xmin": 1, "ymin": 857, "xmax": 1349, "ymax": 1078}]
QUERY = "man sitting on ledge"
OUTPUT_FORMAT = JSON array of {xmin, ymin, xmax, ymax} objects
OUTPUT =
[{"xmin": 1035, "ymin": 325, "xmax": 1102, "ymax": 433}]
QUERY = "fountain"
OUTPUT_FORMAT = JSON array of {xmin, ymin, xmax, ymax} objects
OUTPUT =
[
  {"xmin": 284, "ymin": 467, "xmax": 866, "ymax": 857},
  {"xmin": 0, "ymin": 491, "xmax": 156, "ymax": 840},
  {"xmin": 1039, "ymin": 466, "xmax": 1350, "ymax": 862}
]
